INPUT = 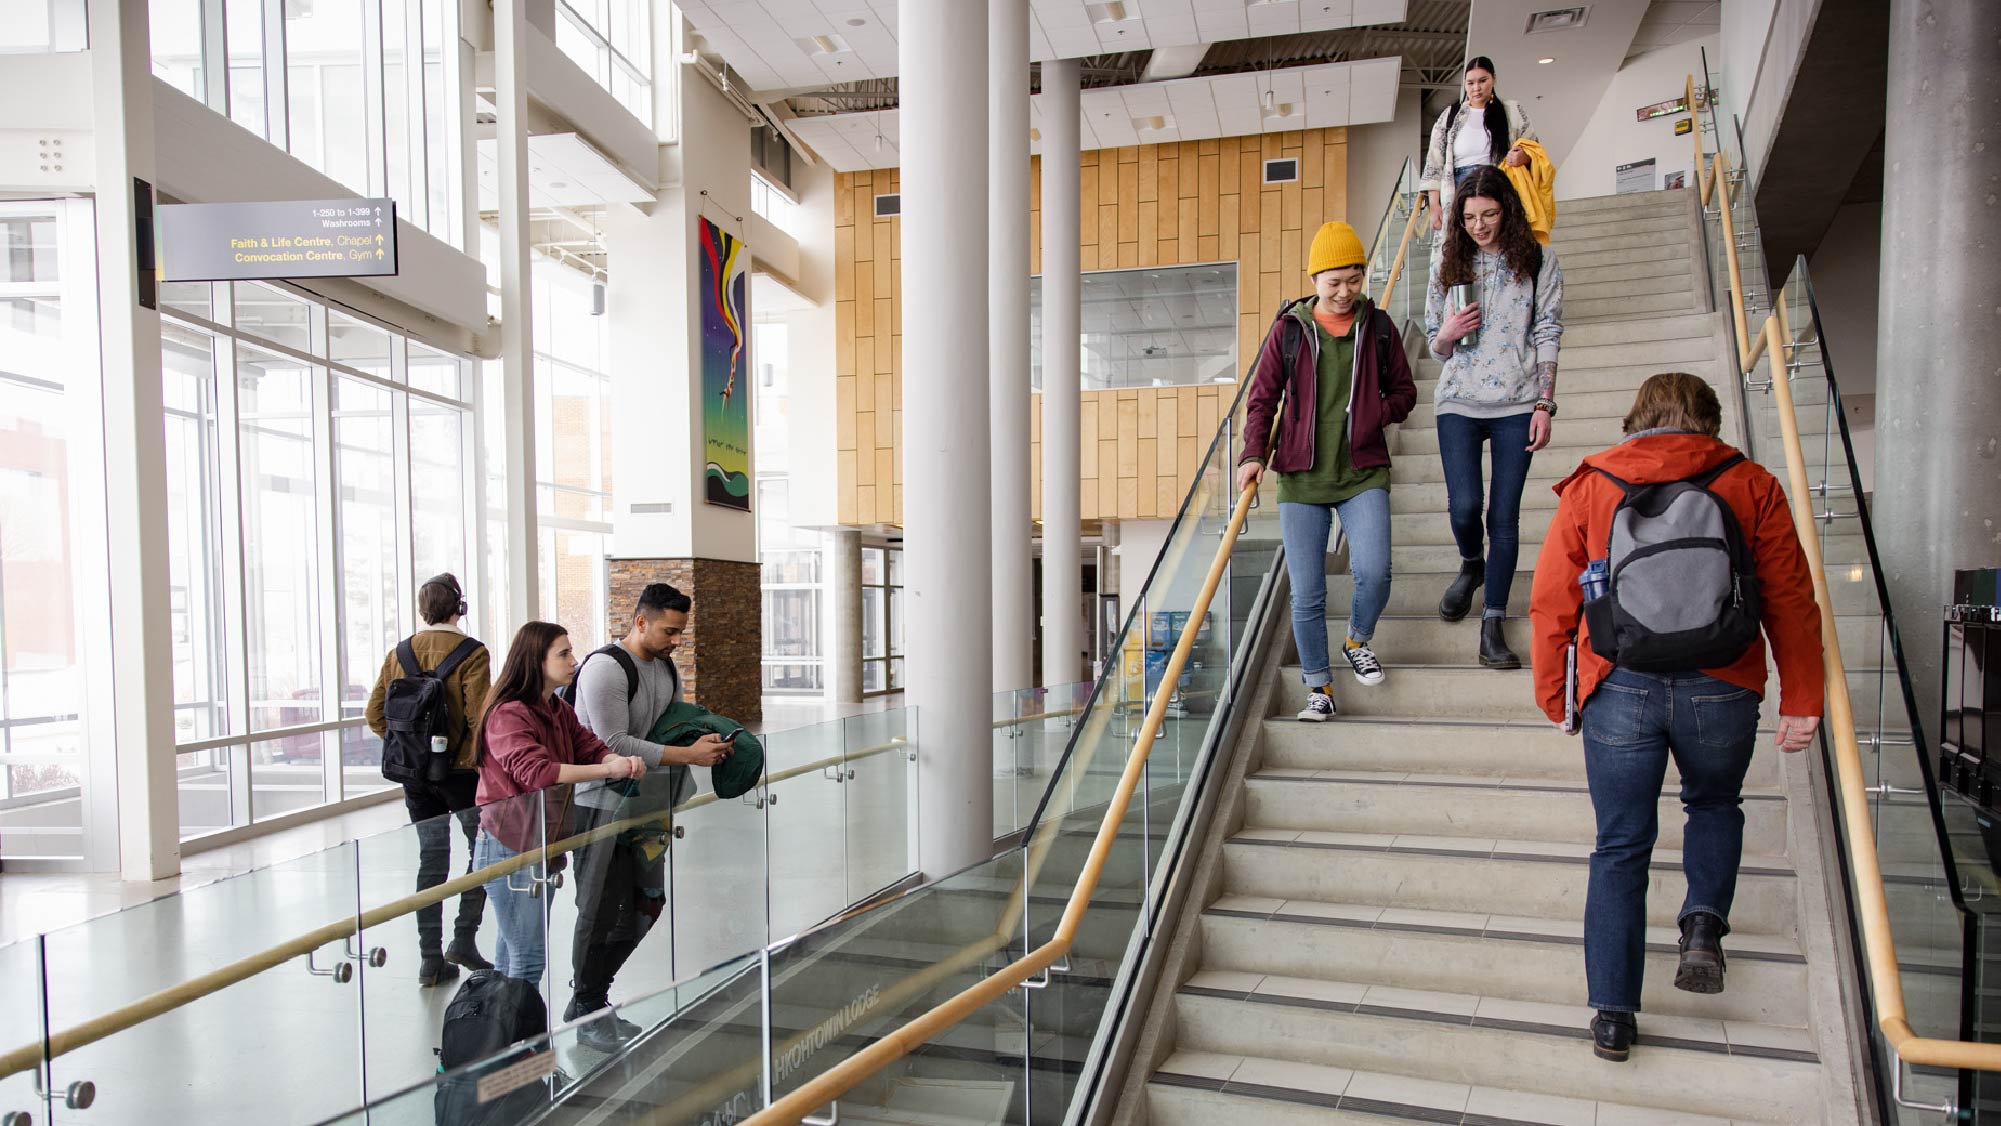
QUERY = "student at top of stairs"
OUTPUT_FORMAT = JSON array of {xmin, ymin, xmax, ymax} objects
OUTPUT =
[
  {"xmin": 1424, "ymin": 166, "xmax": 1564, "ymax": 669},
  {"xmin": 1420, "ymin": 56, "xmax": 1537, "ymax": 244},
  {"xmin": 1236, "ymin": 221, "xmax": 1418, "ymax": 721},
  {"xmin": 1527, "ymin": 373, "xmax": 1826, "ymax": 1065}
]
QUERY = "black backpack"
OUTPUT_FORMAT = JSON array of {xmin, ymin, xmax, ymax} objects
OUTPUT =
[
  {"xmin": 1582, "ymin": 454, "xmax": 1763, "ymax": 672},
  {"xmin": 380, "ymin": 635, "xmax": 484, "ymax": 784},
  {"xmin": 554, "ymin": 643, "xmax": 639, "ymax": 708},
  {"xmin": 434, "ymin": 970, "xmax": 554, "ymax": 1126}
]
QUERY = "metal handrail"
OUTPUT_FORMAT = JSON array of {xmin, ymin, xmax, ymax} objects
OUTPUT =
[
  {"xmin": 1688, "ymin": 71, "xmax": 1999, "ymax": 1082},
  {"xmin": 0, "ymin": 734, "xmax": 926, "ymax": 1081},
  {"xmin": 739, "ymin": 192, "xmax": 1435, "ymax": 1125}
]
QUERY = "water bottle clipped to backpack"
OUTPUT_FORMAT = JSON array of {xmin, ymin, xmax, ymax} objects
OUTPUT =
[{"xmin": 1581, "ymin": 455, "xmax": 1763, "ymax": 672}]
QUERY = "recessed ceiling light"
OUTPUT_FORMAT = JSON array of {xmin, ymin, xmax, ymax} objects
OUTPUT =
[
  {"xmin": 846, "ymin": 17, "xmax": 866, "ymax": 26},
  {"xmin": 799, "ymin": 33, "xmax": 851, "ymax": 55},
  {"xmin": 1132, "ymin": 114, "xmax": 1172, "ymax": 132},
  {"xmin": 1089, "ymin": 1, "xmax": 1128, "ymax": 23},
  {"xmin": 1538, "ymin": 56, "xmax": 1556, "ymax": 64},
  {"xmin": 1525, "ymin": 5, "xmax": 1589, "ymax": 33}
]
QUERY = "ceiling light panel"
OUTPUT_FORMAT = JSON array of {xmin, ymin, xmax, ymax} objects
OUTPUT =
[{"xmin": 675, "ymin": 0, "xmax": 1407, "ymax": 91}]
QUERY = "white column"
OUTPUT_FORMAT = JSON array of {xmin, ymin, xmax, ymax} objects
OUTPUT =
[
  {"xmin": 89, "ymin": 1, "xmax": 180, "ymax": 880},
  {"xmin": 988, "ymin": 0, "xmax": 1033, "ymax": 694},
  {"xmin": 495, "ymin": 0, "xmax": 540, "ymax": 627},
  {"xmin": 1040, "ymin": 60, "xmax": 1083, "ymax": 689},
  {"xmin": 902, "ymin": 0, "xmax": 993, "ymax": 878}
]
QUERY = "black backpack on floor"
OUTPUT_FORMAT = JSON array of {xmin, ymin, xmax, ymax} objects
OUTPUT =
[
  {"xmin": 434, "ymin": 970, "xmax": 554, "ymax": 1126},
  {"xmin": 380, "ymin": 635, "xmax": 483, "ymax": 784}
]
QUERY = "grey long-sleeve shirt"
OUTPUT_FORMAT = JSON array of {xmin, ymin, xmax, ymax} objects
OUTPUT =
[{"xmin": 571, "ymin": 642, "xmax": 683, "ymax": 811}]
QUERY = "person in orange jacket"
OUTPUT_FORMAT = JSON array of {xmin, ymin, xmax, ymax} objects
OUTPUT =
[{"xmin": 1527, "ymin": 372, "xmax": 1824, "ymax": 1063}]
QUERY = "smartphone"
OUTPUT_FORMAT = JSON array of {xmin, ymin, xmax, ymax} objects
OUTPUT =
[{"xmin": 1562, "ymin": 644, "xmax": 1579, "ymax": 735}]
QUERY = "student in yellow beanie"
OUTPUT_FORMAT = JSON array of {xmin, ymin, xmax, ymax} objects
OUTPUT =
[{"xmin": 1236, "ymin": 220, "xmax": 1417, "ymax": 721}]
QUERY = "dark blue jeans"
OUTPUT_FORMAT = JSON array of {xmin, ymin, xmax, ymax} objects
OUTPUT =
[
  {"xmin": 1436, "ymin": 411, "xmax": 1534, "ymax": 614},
  {"xmin": 1581, "ymin": 667, "xmax": 1761, "ymax": 1012}
]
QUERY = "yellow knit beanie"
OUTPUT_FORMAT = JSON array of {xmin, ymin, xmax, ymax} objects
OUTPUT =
[{"xmin": 1307, "ymin": 221, "xmax": 1366, "ymax": 277}]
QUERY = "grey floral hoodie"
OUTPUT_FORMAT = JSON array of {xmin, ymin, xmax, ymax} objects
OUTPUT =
[{"xmin": 1424, "ymin": 247, "xmax": 1564, "ymax": 418}]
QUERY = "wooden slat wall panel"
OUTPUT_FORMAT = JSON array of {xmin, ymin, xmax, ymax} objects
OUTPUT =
[{"xmin": 835, "ymin": 129, "xmax": 1348, "ymax": 526}]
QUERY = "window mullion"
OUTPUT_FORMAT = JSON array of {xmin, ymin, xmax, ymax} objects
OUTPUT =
[
  {"xmin": 361, "ymin": 0, "xmax": 390, "ymax": 197},
  {"xmin": 211, "ymin": 290, "xmax": 256, "ymax": 828},
  {"xmin": 200, "ymin": 0, "xmax": 229, "ymax": 112},
  {"xmin": 308, "ymin": 306, "xmax": 344, "ymax": 806},
  {"xmin": 390, "ymin": 338, "xmax": 417, "ymax": 641},
  {"xmin": 262, "ymin": 0, "xmax": 289, "ymax": 150}
]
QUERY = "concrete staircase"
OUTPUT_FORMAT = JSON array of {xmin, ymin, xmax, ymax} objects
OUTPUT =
[{"xmin": 1137, "ymin": 189, "xmax": 1867, "ymax": 1125}]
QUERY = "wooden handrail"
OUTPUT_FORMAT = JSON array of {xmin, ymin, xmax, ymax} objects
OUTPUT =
[
  {"xmin": 0, "ymin": 736, "xmax": 911, "ymax": 1081},
  {"xmin": 1378, "ymin": 190, "xmax": 1428, "ymax": 308},
  {"xmin": 1692, "ymin": 72, "xmax": 2001, "ymax": 1074}
]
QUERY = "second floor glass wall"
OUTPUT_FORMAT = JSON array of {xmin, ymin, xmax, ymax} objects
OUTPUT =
[{"xmin": 147, "ymin": 0, "xmax": 465, "ymax": 248}]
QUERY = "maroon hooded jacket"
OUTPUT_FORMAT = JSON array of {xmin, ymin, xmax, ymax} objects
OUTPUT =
[{"xmin": 1237, "ymin": 296, "xmax": 1418, "ymax": 475}]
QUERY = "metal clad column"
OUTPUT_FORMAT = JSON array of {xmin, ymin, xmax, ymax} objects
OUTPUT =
[
  {"xmin": 989, "ymin": 0, "xmax": 1033, "ymax": 694},
  {"xmin": 496, "ymin": 0, "xmax": 539, "ymax": 627},
  {"xmin": 1040, "ymin": 60, "xmax": 1083, "ymax": 689},
  {"xmin": 91, "ymin": 0, "xmax": 180, "ymax": 880},
  {"xmin": 902, "ymin": 0, "xmax": 993, "ymax": 877},
  {"xmin": 1875, "ymin": 0, "xmax": 2001, "ymax": 714}
]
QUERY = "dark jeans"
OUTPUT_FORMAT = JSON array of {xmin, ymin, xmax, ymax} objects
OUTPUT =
[
  {"xmin": 404, "ymin": 773, "xmax": 486, "ymax": 957},
  {"xmin": 569, "ymin": 803, "xmax": 666, "ymax": 1010},
  {"xmin": 1436, "ymin": 410, "xmax": 1535, "ymax": 614},
  {"xmin": 1581, "ymin": 667, "xmax": 1761, "ymax": 1012}
]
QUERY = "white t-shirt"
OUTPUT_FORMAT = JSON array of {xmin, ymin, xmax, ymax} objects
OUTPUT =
[{"xmin": 1451, "ymin": 108, "xmax": 1493, "ymax": 170}]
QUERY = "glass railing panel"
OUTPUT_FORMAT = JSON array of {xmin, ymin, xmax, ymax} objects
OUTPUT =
[
  {"xmin": 994, "ymin": 683, "xmax": 1088, "ymax": 841},
  {"xmin": 766, "ymin": 716, "xmax": 856, "ymax": 940},
  {"xmin": 314, "ymin": 949, "xmax": 768, "ymax": 1126},
  {"xmin": 667, "ymin": 772, "xmax": 771, "ymax": 986},
  {"xmin": 0, "ymin": 937, "xmax": 46, "ymax": 1124},
  {"xmin": 353, "ymin": 795, "xmax": 498, "ymax": 1105},
  {"xmin": 763, "ymin": 850, "xmax": 1029, "ymax": 1123},
  {"xmin": 845, "ymin": 707, "xmax": 918, "ymax": 906},
  {"xmin": 39, "ymin": 841, "xmax": 365, "ymax": 1124}
]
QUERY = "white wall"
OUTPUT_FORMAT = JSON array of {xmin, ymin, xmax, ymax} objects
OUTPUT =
[
  {"xmin": 785, "ymin": 157, "xmax": 841, "ymax": 531},
  {"xmin": 1556, "ymin": 37, "xmax": 1718, "ymax": 201},
  {"xmin": 1346, "ymin": 88, "xmax": 1424, "ymax": 245},
  {"xmin": 1805, "ymin": 200, "xmax": 1879, "ymax": 491},
  {"xmin": 608, "ymin": 62, "xmax": 758, "ymax": 563},
  {"xmin": 1112, "ymin": 519, "xmax": 1174, "ymax": 624},
  {"xmin": 1719, "ymin": 0, "xmax": 1817, "ymax": 181}
]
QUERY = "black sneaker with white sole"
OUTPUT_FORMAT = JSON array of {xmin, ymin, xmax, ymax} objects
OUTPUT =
[
  {"xmin": 1296, "ymin": 688, "xmax": 1337, "ymax": 721},
  {"xmin": 1341, "ymin": 642, "xmax": 1386, "ymax": 686}
]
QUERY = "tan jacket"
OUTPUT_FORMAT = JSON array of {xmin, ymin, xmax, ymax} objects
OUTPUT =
[{"xmin": 364, "ymin": 627, "xmax": 491, "ymax": 771}]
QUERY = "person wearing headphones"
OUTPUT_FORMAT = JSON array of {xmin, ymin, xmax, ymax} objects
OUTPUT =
[{"xmin": 365, "ymin": 573, "xmax": 495, "ymax": 987}]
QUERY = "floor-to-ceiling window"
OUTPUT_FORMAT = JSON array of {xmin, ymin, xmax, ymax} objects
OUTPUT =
[
  {"xmin": 751, "ymin": 316, "xmax": 828, "ymax": 694},
  {"xmin": 861, "ymin": 545, "xmax": 904, "ymax": 696},
  {"xmin": 553, "ymin": 0, "xmax": 657, "ymax": 129},
  {"xmin": 159, "ymin": 279, "xmax": 476, "ymax": 840},
  {"xmin": 533, "ymin": 255, "xmax": 613, "ymax": 651},
  {"xmin": 0, "ymin": 202, "xmax": 94, "ymax": 863}
]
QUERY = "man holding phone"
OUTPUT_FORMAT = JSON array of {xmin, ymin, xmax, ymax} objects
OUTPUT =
[{"xmin": 566, "ymin": 583, "xmax": 731, "ymax": 1051}]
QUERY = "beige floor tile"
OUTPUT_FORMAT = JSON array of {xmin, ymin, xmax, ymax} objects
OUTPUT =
[
  {"xmin": 1377, "ymin": 906, "xmax": 1489, "ymax": 932},
  {"xmin": 1486, "ymin": 913, "xmax": 1586, "ymax": 939},
  {"xmin": 1465, "ymin": 1084, "xmax": 1597, "ymax": 1126},
  {"xmin": 1294, "ymin": 830, "xmax": 1398, "ymax": 849},
  {"xmin": 1391, "ymin": 834, "xmax": 1498, "ymax": 854},
  {"xmin": 1358, "ymin": 983, "xmax": 1481, "ymax": 1018},
  {"xmin": 1228, "ymin": 1055, "xmax": 1356, "ymax": 1097},
  {"xmin": 1158, "ymin": 1050, "xmax": 1243, "ymax": 1082},
  {"xmin": 1641, "ymin": 1012, "xmax": 1728, "ymax": 1046},
  {"xmin": 1273, "ymin": 899, "xmax": 1383, "ymax": 924},
  {"xmin": 1474, "ymin": 994, "xmax": 1597, "ymax": 1030},
  {"xmin": 1342, "ymin": 1068, "xmax": 1471, "ymax": 1114},
  {"xmin": 1185, "ymin": 969, "xmax": 1266, "ymax": 995}
]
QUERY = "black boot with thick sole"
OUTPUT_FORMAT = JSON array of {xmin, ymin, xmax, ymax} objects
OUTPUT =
[
  {"xmin": 1479, "ymin": 616, "xmax": 1520, "ymax": 669},
  {"xmin": 1675, "ymin": 912, "xmax": 1728, "ymax": 994},
  {"xmin": 1591, "ymin": 1011, "xmax": 1637, "ymax": 1062},
  {"xmin": 1439, "ymin": 559, "xmax": 1485, "ymax": 622}
]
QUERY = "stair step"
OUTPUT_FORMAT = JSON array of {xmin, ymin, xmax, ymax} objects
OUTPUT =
[
  {"xmin": 1389, "ymin": 457, "xmax": 1570, "ymax": 489},
  {"xmin": 1324, "ymin": 613, "xmax": 1530, "ymax": 660},
  {"xmin": 1564, "ymin": 269, "xmax": 1697, "ymax": 305},
  {"xmin": 1242, "ymin": 769, "xmax": 1790, "ymax": 856},
  {"xmin": 1257, "ymin": 716, "xmax": 1784, "ymax": 788},
  {"xmin": 1199, "ymin": 897, "xmax": 1809, "ymax": 1024},
  {"xmin": 1548, "ymin": 332, "xmax": 1718, "ymax": 370},
  {"xmin": 1559, "ymin": 242, "xmax": 1708, "ymax": 272},
  {"xmin": 1549, "ymin": 213, "xmax": 1692, "ymax": 244},
  {"xmin": 1410, "ymin": 359, "xmax": 1721, "ymax": 404},
  {"xmin": 1564, "ymin": 254, "xmax": 1696, "ymax": 289},
  {"xmin": 1328, "ymin": 572, "xmax": 1538, "ymax": 610},
  {"xmin": 1148, "ymin": 1053, "xmax": 1740, "ymax": 1124},
  {"xmin": 1567, "ymin": 291, "xmax": 1699, "ymax": 322},
  {"xmin": 1553, "ymin": 190, "xmax": 1690, "ymax": 219},
  {"xmin": 1170, "ymin": 975, "xmax": 1818, "ymax": 1121},
  {"xmin": 1544, "ymin": 227, "xmax": 1692, "ymax": 258},
  {"xmin": 1220, "ymin": 831, "xmax": 1799, "ymax": 937}
]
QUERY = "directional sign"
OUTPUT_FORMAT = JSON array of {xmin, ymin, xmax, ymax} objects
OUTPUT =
[{"xmin": 157, "ymin": 198, "xmax": 399, "ymax": 282}]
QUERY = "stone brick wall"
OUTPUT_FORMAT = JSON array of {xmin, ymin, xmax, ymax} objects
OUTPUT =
[{"xmin": 607, "ymin": 557, "xmax": 763, "ymax": 724}]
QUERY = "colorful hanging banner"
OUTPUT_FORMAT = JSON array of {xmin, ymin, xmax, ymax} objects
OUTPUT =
[{"xmin": 698, "ymin": 216, "xmax": 751, "ymax": 511}]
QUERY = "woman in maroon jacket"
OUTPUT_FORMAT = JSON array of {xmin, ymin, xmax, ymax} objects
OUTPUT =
[{"xmin": 471, "ymin": 621, "xmax": 646, "ymax": 984}]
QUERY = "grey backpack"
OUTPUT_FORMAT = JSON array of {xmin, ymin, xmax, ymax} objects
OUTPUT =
[{"xmin": 1583, "ymin": 454, "xmax": 1763, "ymax": 672}]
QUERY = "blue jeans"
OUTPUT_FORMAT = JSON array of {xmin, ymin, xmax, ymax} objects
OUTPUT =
[
  {"xmin": 1279, "ymin": 490, "xmax": 1391, "ymax": 688},
  {"xmin": 1436, "ymin": 411, "xmax": 1535, "ymax": 614},
  {"xmin": 1581, "ymin": 668, "xmax": 1761, "ymax": 1012},
  {"xmin": 475, "ymin": 831, "xmax": 551, "ymax": 985}
]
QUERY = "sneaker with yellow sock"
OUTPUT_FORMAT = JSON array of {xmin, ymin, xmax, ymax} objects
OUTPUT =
[
  {"xmin": 1295, "ymin": 685, "xmax": 1337, "ymax": 722},
  {"xmin": 1341, "ymin": 638, "xmax": 1386, "ymax": 686}
]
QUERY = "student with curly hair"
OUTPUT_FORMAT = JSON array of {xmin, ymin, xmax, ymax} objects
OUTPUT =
[{"xmin": 1423, "ymin": 166, "xmax": 1564, "ymax": 668}]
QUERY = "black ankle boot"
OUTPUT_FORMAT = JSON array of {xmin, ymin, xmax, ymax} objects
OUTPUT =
[
  {"xmin": 1479, "ymin": 616, "xmax": 1520, "ymax": 669},
  {"xmin": 444, "ymin": 935, "xmax": 493, "ymax": 972},
  {"xmin": 1439, "ymin": 559, "xmax": 1484, "ymax": 622},
  {"xmin": 418, "ymin": 952, "xmax": 459, "ymax": 988},
  {"xmin": 1591, "ymin": 1011, "xmax": 1637, "ymax": 1062},
  {"xmin": 1676, "ymin": 912, "xmax": 1728, "ymax": 994}
]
